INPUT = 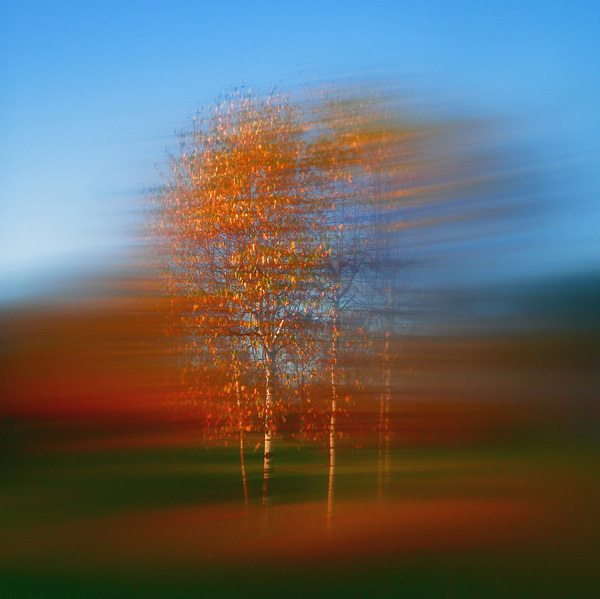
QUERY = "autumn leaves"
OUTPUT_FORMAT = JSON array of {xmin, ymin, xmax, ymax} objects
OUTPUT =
[{"xmin": 154, "ymin": 87, "xmax": 411, "ymax": 507}]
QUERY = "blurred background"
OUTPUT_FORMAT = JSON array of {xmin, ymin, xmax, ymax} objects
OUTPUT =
[{"xmin": 1, "ymin": 1, "xmax": 599, "ymax": 597}]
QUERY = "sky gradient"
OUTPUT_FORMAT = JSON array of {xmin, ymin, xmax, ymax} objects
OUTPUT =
[{"xmin": 1, "ymin": 0, "xmax": 599, "ymax": 301}]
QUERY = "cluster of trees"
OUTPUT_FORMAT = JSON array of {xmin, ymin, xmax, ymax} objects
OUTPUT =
[{"xmin": 152, "ymin": 87, "xmax": 425, "ymax": 515}]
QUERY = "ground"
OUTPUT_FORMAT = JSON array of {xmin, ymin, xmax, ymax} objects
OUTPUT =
[{"xmin": 1, "ymin": 428, "xmax": 598, "ymax": 598}]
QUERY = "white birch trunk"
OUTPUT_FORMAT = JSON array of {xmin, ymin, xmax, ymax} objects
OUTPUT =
[
  {"xmin": 382, "ymin": 333, "xmax": 391, "ymax": 499},
  {"xmin": 378, "ymin": 286, "xmax": 392, "ymax": 501},
  {"xmin": 378, "ymin": 336, "xmax": 391, "ymax": 501},
  {"xmin": 327, "ymin": 315, "xmax": 339, "ymax": 531},
  {"xmin": 378, "ymin": 388, "xmax": 384, "ymax": 501},
  {"xmin": 235, "ymin": 376, "xmax": 249, "ymax": 513},
  {"xmin": 262, "ymin": 354, "xmax": 275, "ymax": 507}
]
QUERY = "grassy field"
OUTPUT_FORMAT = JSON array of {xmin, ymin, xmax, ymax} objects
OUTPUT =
[{"xmin": 1, "ymin": 428, "xmax": 598, "ymax": 597}]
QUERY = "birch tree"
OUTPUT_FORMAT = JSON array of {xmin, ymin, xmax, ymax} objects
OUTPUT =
[
  {"xmin": 310, "ymin": 89, "xmax": 425, "ymax": 522},
  {"xmin": 156, "ymin": 90, "xmax": 323, "ymax": 506},
  {"xmin": 310, "ymin": 93, "xmax": 380, "ymax": 526}
]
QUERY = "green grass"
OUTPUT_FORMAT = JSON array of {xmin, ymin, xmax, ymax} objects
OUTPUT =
[{"xmin": 1, "ymin": 434, "xmax": 599, "ymax": 598}]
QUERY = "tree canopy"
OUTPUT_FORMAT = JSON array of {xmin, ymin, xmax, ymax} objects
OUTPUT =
[{"xmin": 152, "ymin": 86, "xmax": 419, "ymax": 505}]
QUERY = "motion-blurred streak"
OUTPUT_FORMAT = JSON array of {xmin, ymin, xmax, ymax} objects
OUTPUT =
[{"xmin": 0, "ymin": 273, "xmax": 176, "ymax": 421}]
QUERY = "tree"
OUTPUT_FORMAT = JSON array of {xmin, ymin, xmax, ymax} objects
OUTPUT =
[
  {"xmin": 153, "ymin": 84, "xmax": 430, "ymax": 520},
  {"xmin": 309, "ymin": 87, "xmax": 428, "ymax": 521},
  {"xmin": 155, "ymin": 90, "xmax": 324, "ymax": 506},
  {"xmin": 309, "ymin": 92, "xmax": 378, "ymax": 526}
]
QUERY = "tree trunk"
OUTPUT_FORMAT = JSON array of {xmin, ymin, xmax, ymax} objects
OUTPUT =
[
  {"xmin": 378, "ymin": 388, "xmax": 384, "ymax": 501},
  {"xmin": 328, "ymin": 314, "xmax": 339, "ymax": 531},
  {"xmin": 262, "ymin": 352, "xmax": 275, "ymax": 507},
  {"xmin": 379, "ymin": 331, "xmax": 391, "ymax": 500},
  {"xmin": 235, "ymin": 375, "xmax": 249, "ymax": 513},
  {"xmin": 378, "ymin": 286, "xmax": 392, "ymax": 502}
]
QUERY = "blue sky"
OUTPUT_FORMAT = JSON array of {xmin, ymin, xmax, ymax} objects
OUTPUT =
[{"xmin": 1, "ymin": 1, "xmax": 599, "ymax": 300}]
